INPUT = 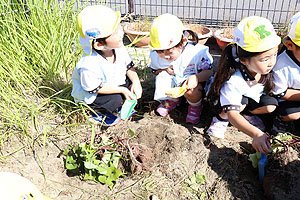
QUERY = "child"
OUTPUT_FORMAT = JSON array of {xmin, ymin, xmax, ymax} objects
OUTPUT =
[
  {"xmin": 272, "ymin": 12, "xmax": 300, "ymax": 134},
  {"xmin": 206, "ymin": 16, "xmax": 281, "ymax": 154},
  {"xmin": 71, "ymin": 5, "xmax": 142, "ymax": 126},
  {"xmin": 149, "ymin": 13, "xmax": 213, "ymax": 124}
]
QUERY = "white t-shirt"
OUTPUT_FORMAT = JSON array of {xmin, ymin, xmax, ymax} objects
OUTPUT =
[
  {"xmin": 220, "ymin": 68, "xmax": 265, "ymax": 111},
  {"xmin": 150, "ymin": 42, "xmax": 213, "ymax": 100},
  {"xmin": 71, "ymin": 45, "xmax": 132, "ymax": 104},
  {"xmin": 273, "ymin": 50, "xmax": 300, "ymax": 99}
]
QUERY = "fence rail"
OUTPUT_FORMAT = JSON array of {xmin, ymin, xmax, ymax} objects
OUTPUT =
[{"xmin": 67, "ymin": 0, "xmax": 300, "ymax": 29}]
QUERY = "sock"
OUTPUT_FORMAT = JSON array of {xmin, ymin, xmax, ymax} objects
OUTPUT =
[{"xmin": 187, "ymin": 99, "xmax": 202, "ymax": 106}]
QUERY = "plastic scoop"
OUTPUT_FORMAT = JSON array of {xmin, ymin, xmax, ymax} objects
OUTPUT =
[
  {"xmin": 120, "ymin": 94, "xmax": 137, "ymax": 120},
  {"xmin": 165, "ymin": 84, "xmax": 188, "ymax": 98},
  {"xmin": 258, "ymin": 153, "xmax": 268, "ymax": 182}
]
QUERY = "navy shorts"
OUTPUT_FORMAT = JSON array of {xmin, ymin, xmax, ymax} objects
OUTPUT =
[
  {"xmin": 88, "ymin": 77, "xmax": 132, "ymax": 113},
  {"xmin": 276, "ymin": 101, "xmax": 300, "ymax": 117},
  {"xmin": 242, "ymin": 94, "xmax": 278, "ymax": 112}
]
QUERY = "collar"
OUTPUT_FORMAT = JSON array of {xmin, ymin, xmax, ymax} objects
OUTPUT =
[
  {"xmin": 240, "ymin": 66, "xmax": 255, "ymax": 81},
  {"xmin": 95, "ymin": 49, "xmax": 116, "ymax": 61},
  {"xmin": 239, "ymin": 67, "xmax": 266, "ymax": 87},
  {"xmin": 286, "ymin": 50, "xmax": 300, "ymax": 67}
]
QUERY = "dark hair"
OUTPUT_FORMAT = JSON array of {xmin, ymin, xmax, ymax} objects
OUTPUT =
[
  {"xmin": 207, "ymin": 44, "xmax": 274, "ymax": 106},
  {"xmin": 175, "ymin": 30, "xmax": 200, "ymax": 48},
  {"xmin": 185, "ymin": 29, "xmax": 199, "ymax": 45},
  {"xmin": 286, "ymin": 36, "xmax": 300, "ymax": 48},
  {"xmin": 92, "ymin": 37, "xmax": 107, "ymax": 48}
]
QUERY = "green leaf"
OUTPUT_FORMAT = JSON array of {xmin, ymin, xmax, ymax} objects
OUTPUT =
[
  {"xmin": 110, "ymin": 167, "xmax": 123, "ymax": 181},
  {"xmin": 63, "ymin": 145, "xmax": 72, "ymax": 156},
  {"xmin": 249, "ymin": 152, "xmax": 261, "ymax": 168},
  {"xmin": 112, "ymin": 152, "xmax": 121, "ymax": 168},
  {"xmin": 195, "ymin": 173, "xmax": 206, "ymax": 183},
  {"xmin": 96, "ymin": 164, "xmax": 109, "ymax": 175},
  {"xmin": 98, "ymin": 175, "xmax": 107, "ymax": 184},
  {"xmin": 84, "ymin": 161, "xmax": 98, "ymax": 169},
  {"xmin": 66, "ymin": 162, "xmax": 78, "ymax": 170},
  {"xmin": 102, "ymin": 152, "xmax": 112, "ymax": 164},
  {"xmin": 128, "ymin": 129, "xmax": 135, "ymax": 137},
  {"xmin": 84, "ymin": 172, "xmax": 98, "ymax": 182}
]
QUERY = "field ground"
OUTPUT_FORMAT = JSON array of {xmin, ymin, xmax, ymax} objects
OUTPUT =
[{"xmin": 1, "ymin": 38, "xmax": 300, "ymax": 200}]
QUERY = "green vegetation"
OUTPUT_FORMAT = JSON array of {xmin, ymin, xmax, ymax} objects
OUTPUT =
[
  {"xmin": 0, "ymin": 0, "xmax": 85, "ymax": 153},
  {"xmin": 63, "ymin": 130, "xmax": 127, "ymax": 189}
]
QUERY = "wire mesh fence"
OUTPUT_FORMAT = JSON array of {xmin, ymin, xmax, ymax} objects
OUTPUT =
[{"xmin": 70, "ymin": 0, "xmax": 300, "ymax": 29}]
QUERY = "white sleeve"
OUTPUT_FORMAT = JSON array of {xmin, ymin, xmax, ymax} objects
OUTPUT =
[
  {"xmin": 195, "ymin": 45, "xmax": 213, "ymax": 71},
  {"xmin": 273, "ymin": 69, "xmax": 288, "ymax": 96},
  {"xmin": 220, "ymin": 81, "xmax": 243, "ymax": 107},
  {"xmin": 79, "ymin": 66, "xmax": 104, "ymax": 92}
]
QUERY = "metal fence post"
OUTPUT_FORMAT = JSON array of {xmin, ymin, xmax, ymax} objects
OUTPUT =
[{"xmin": 128, "ymin": 0, "xmax": 134, "ymax": 13}]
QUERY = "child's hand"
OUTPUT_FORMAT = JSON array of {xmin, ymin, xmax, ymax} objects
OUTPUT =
[
  {"xmin": 121, "ymin": 87, "xmax": 136, "ymax": 100},
  {"xmin": 131, "ymin": 81, "xmax": 142, "ymax": 99},
  {"xmin": 166, "ymin": 66, "xmax": 175, "ymax": 75},
  {"xmin": 252, "ymin": 132, "xmax": 271, "ymax": 154},
  {"xmin": 185, "ymin": 74, "xmax": 198, "ymax": 89}
]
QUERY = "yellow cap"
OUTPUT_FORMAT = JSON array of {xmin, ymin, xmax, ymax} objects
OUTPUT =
[
  {"xmin": 232, "ymin": 16, "xmax": 281, "ymax": 52},
  {"xmin": 0, "ymin": 172, "xmax": 52, "ymax": 200},
  {"xmin": 149, "ymin": 13, "xmax": 185, "ymax": 50},
  {"xmin": 77, "ymin": 5, "xmax": 120, "ymax": 55},
  {"xmin": 286, "ymin": 11, "xmax": 300, "ymax": 47}
]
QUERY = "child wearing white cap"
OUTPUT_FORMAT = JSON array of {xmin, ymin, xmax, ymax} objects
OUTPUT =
[
  {"xmin": 272, "ymin": 11, "xmax": 300, "ymax": 134},
  {"xmin": 206, "ymin": 16, "xmax": 281, "ymax": 154},
  {"xmin": 149, "ymin": 13, "xmax": 213, "ymax": 124},
  {"xmin": 71, "ymin": 5, "xmax": 142, "ymax": 126}
]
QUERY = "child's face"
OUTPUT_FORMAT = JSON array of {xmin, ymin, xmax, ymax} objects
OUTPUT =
[
  {"xmin": 155, "ymin": 41, "xmax": 186, "ymax": 62},
  {"xmin": 286, "ymin": 40, "xmax": 300, "ymax": 63},
  {"xmin": 241, "ymin": 46, "xmax": 278, "ymax": 75},
  {"xmin": 103, "ymin": 24, "xmax": 124, "ymax": 49}
]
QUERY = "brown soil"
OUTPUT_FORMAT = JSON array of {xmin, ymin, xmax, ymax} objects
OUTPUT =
[
  {"xmin": 220, "ymin": 28, "xmax": 235, "ymax": 39},
  {"xmin": 126, "ymin": 21, "xmax": 152, "ymax": 33},
  {"xmin": 1, "ymin": 47, "xmax": 300, "ymax": 200}
]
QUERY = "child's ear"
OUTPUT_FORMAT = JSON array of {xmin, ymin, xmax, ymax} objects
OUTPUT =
[
  {"xmin": 93, "ymin": 41, "xmax": 105, "ymax": 50},
  {"xmin": 239, "ymin": 58, "xmax": 248, "ymax": 66},
  {"xmin": 285, "ymin": 40, "xmax": 296, "ymax": 51}
]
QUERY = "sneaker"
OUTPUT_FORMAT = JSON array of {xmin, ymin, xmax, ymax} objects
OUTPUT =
[
  {"xmin": 156, "ymin": 99, "xmax": 180, "ymax": 116},
  {"xmin": 90, "ymin": 111, "xmax": 121, "ymax": 127},
  {"xmin": 271, "ymin": 116, "xmax": 293, "ymax": 135},
  {"xmin": 242, "ymin": 114, "xmax": 265, "ymax": 131},
  {"xmin": 206, "ymin": 116, "xmax": 229, "ymax": 139},
  {"xmin": 186, "ymin": 103, "xmax": 203, "ymax": 124}
]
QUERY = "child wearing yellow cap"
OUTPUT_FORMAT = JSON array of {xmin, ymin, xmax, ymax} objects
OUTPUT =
[
  {"xmin": 149, "ymin": 13, "xmax": 213, "ymax": 124},
  {"xmin": 71, "ymin": 5, "xmax": 142, "ymax": 127},
  {"xmin": 272, "ymin": 12, "xmax": 300, "ymax": 134},
  {"xmin": 207, "ymin": 16, "xmax": 281, "ymax": 154}
]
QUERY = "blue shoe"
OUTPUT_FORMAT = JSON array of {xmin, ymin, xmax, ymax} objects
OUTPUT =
[{"xmin": 90, "ymin": 111, "xmax": 121, "ymax": 127}]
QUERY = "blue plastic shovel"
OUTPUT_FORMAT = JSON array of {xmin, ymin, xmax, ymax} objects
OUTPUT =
[
  {"xmin": 120, "ymin": 95, "xmax": 137, "ymax": 120},
  {"xmin": 258, "ymin": 153, "xmax": 268, "ymax": 182}
]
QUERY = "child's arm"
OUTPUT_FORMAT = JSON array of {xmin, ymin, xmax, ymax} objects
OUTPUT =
[
  {"xmin": 152, "ymin": 66, "xmax": 175, "ymax": 76},
  {"xmin": 126, "ymin": 67, "xmax": 143, "ymax": 99},
  {"xmin": 227, "ymin": 110, "xmax": 271, "ymax": 154},
  {"xmin": 97, "ymin": 85, "xmax": 136, "ymax": 100},
  {"xmin": 185, "ymin": 69, "xmax": 213, "ymax": 89},
  {"xmin": 281, "ymin": 89, "xmax": 300, "ymax": 101}
]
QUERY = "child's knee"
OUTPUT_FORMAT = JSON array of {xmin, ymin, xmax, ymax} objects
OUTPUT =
[
  {"xmin": 282, "ymin": 112, "xmax": 300, "ymax": 121},
  {"xmin": 264, "ymin": 105, "xmax": 277, "ymax": 113}
]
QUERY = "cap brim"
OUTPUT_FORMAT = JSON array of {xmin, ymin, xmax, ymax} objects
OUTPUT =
[{"xmin": 242, "ymin": 35, "xmax": 282, "ymax": 52}]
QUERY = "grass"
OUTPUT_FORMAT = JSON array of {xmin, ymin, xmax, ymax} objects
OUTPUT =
[{"xmin": 0, "ymin": 0, "xmax": 92, "ymax": 153}]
